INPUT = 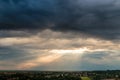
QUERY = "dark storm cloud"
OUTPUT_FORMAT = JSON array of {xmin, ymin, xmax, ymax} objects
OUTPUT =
[
  {"xmin": 0, "ymin": 0, "xmax": 120, "ymax": 39},
  {"xmin": 0, "ymin": 30, "xmax": 32, "ymax": 37}
]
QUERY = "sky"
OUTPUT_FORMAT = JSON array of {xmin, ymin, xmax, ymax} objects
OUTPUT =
[{"xmin": 0, "ymin": 0, "xmax": 120, "ymax": 71}]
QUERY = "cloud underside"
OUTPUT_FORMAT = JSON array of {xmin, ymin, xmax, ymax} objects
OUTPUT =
[
  {"xmin": 0, "ymin": 30, "xmax": 119, "ymax": 70},
  {"xmin": 0, "ymin": 0, "xmax": 120, "ymax": 39}
]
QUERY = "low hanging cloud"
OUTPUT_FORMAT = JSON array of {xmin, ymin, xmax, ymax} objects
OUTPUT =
[
  {"xmin": 0, "ymin": 30, "xmax": 119, "ymax": 70},
  {"xmin": 0, "ymin": 0, "xmax": 119, "ymax": 39},
  {"xmin": 0, "ymin": 30, "xmax": 119, "ymax": 50}
]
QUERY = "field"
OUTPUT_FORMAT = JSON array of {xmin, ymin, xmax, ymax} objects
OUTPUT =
[{"xmin": 81, "ymin": 77, "xmax": 91, "ymax": 80}]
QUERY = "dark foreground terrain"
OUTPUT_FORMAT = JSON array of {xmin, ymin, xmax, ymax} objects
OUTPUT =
[{"xmin": 0, "ymin": 70, "xmax": 120, "ymax": 80}]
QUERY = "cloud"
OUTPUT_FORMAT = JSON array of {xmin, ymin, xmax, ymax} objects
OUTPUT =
[
  {"xmin": 0, "ymin": 0, "xmax": 119, "ymax": 70},
  {"xmin": 0, "ymin": 30, "xmax": 119, "ymax": 70},
  {"xmin": 0, "ymin": 30, "xmax": 119, "ymax": 50},
  {"xmin": 0, "ymin": 0, "xmax": 119, "ymax": 40}
]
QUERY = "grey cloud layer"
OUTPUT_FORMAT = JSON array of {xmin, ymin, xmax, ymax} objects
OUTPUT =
[
  {"xmin": 0, "ymin": 30, "xmax": 119, "ymax": 70},
  {"xmin": 0, "ymin": 0, "xmax": 120, "ymax": 39}
]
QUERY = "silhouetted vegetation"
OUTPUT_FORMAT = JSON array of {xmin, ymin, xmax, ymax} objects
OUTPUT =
[{"xmin": 0, "ymin": 70, "xmax": 120, "ymax": 80}]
